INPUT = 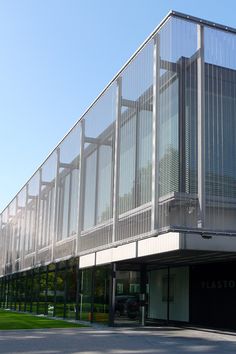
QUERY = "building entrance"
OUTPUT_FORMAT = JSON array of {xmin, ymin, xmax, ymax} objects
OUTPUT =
[
  {"xmin": 148, "ymin": 266, "xmax": 189, "ymax": 323},
  {"xmin": 114, "ymin": 270, "xmax": 141, "ymax": 325}
]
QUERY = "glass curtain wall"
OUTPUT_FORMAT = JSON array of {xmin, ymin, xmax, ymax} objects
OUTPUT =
[
  {"xmin": 78, "ymin": 268, "xmax": 93, "ymax": 321},
  {"xmin": 78, "ymin": 266, "xmax": 110, "ymax": 324},
  {"xmin": 0, "ymin": 262, "xmax": 112, "ymax": 324},
  {"xmin": 114, "ymin": 270, "xmax": 140, "ymax": 325},
  {"xmin": 93, "ymin": 267, "xmax": 110, "ymax": 323},
  {"xmin": 14, "ymin": 189, "xmax": 27, "ymax": 272},
  {"xmin": 32, "ymin": 268, "xmax": 40, "ymax": 313},
  {"xmin": 204, "ymin": 27, "xmax": 236, "ymax": 231},
  {"xmin": 47, "ymin": 264, "xmax": 56, "ymax": 316},
  {"xmin": 55, "ymin": 262, "xmax": 66, "ymax": 317},
  {"xmin": 0, "ymin": 124, "xmax": 81, "ymax": 275},
  {"xmin": 55, "ymin": 124, "xmax": 80, "ymax": 259},
  {"xmin": 15, "ymin": 274, "xmax": 21, "ymax": 310},
  {"xmin": 38, "ymin": 267, "xmax": 47, "ymax": 315},
  {"xmin": 19, "ymin": 272, "xmax": 27, "ymax": 311},
  {"xmin": 2, "ymin": 14, "xmax": 236, "ymax": 279},
  {"xmin": 80, "ymin": 83, "xmax": 116, "ymax": 251},
  {"xmin": 4, "ymin": 206, "xmax": 13, "ymax": 276},
  {"xmin": 37, "ymin": 153, "xmax": 57, "ymax": 264},
  {"xmin": 65, "ymin": 260, "xmax": 77, "ymax": 319},
  {"xmin": 24, "ymin": 172, "xmax": 40, "ymax": 270},
  {"xmin": 116, "ymin": 40, "xmax": 153, "ymax": 242},
  {"xmin": 157, "ymin": 17, "xmax": 198, "ymax": 230},
  {"xmin": 25, "ymin": 270, "xmax": 33, "ymax": 312},
  {"xmin": 7, "ymin": 275, "xmax": 14, "ymax": 310},
  {"xmin": 0, "ymin": 212, "xmax": 7, "ymax": 276}
]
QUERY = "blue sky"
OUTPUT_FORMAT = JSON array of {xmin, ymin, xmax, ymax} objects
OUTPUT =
[{"xmin": 0, "ymin": 0, "xmax": 236, "ymax": 212}]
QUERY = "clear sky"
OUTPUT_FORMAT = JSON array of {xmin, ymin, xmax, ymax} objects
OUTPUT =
[{"xmin": 0, "ymin": 0, "xmax": 236, "ymax": 212}]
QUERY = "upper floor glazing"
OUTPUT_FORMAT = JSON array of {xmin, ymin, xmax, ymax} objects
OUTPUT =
[{"xmin": 1, "ymin": 11, "xmax": 236, "ymax": 275}]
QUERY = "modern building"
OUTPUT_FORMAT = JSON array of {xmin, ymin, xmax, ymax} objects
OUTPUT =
[{"xmin": 1, "ymin": 10, "xmax": 236, "ymax": 329}]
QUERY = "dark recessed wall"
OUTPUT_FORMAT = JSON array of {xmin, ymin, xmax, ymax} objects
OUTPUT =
[{"xmin": 190, "ymin": 261, "xmax": 236, "ymax": 329}]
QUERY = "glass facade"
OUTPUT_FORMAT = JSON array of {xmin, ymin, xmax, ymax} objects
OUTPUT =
[
  {"xmin": 157, "ymin": 17, "xmax": 198, "ymax": 229},
  {"xmin": 204, "ymin": 27, "xmax": 236, "ymax": 231},
  {"xmin": 0, "ymin": 260, "xmax": 111, "ymax": 324},
  {"xmin": 0, "ymin": 11, "xmax": 236, "ymax": 326}
]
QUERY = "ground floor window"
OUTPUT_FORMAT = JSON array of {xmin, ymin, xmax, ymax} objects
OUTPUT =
[
  {"xmin": 0, "ymin": 261, "xmax": 112, "ymax": 325},
  {"xmin": 1, "ymin": 260, "xmax": 236, "ymax": 329}
]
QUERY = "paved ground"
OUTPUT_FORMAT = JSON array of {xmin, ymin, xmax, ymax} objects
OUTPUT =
[{"xmin": 1, "ymin": 326, "xmax": 236, "ymax": 354}]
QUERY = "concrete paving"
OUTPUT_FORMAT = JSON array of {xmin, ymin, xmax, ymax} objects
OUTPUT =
[{"xmin": 0, "ymin": 326, "xmax": 236, "ymax": 354}]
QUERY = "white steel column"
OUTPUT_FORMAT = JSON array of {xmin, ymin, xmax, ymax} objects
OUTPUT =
[
  {"xmin": 76, "ymin": 119, "xmax": 85, "ymax": 256},
  {"xmin": 35, "ymin": 169, "xmax": 42, "ymax": 266},
  {"xmin": 18, "ymin": 196, "xmax": 25, "ymax": 272},
  {"xmin": 33, "ymin": 196, "xmax": 38, "ymax": 265},
  {"xmin": 51, "ymin": 148, "xmax": 60, "ymax": 261},
  {"xmin": 94, "ymin": 146, "xmax": 99, "ymax": 226},
  {"xmin": 197, "ymin": 24, "xmax": 205, "ymax": 229},
  {"xmin": 112, "ymin": 77, "xmax": 122, "ymax": 243},
  {"xmin": 151, "ymin": 34, "xmax": 160, "ymax": 232},
  {"xmin": 66, "ymin": 170, "xmax": 73, "ymax": 238},
  {"xmin": 21, "ymin": 184, "xmax": 29, "ymax": 270},
  {"xmin": 7, "ymin": 207, "xmax": 14, "ymax": 272}
]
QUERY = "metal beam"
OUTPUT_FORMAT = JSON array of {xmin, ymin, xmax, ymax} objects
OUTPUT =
[
  {"xmin": 108, "ymin": 262, "xmax": 116, "ymax": 326},
  {"xmin": 121, "ymin": 98, "xmax": 153, "ymax": 112},
  {"xmin": 8, "ymin": 208, "xmax": 15, "ymax": 274},
  {"xmin": 45, "ymin": 266, "xmax": 49, "ymax": 314},
  {"xmin": 28, "ymin": 195, "xmax": 37, "ymax": 200},
  {"xmin": 51, "ymin": 148, "xmax": 60, "ymax": 261},
  {"xmin": 94, "ymin": 149, "xmax": 99, "ymax": 226},
  {"xmin": 167, "ymin": 266, "xmax": 170, "ymax": 323},
  {"xmin": 53, "ymin": 263, "xmax": 57, "ymax": 317},
  {"xmin": 35, "ymin": 169, "xmax": 42, "ymax": 266},
  {"xmin": 121, "ymin": 98, "xmax": 138, "ymax": 109},
  {"xmin": 112, "ymin": 78, "xmax": 122, "ymax": 243},
  {"xmin": 63, "ymin": 261, "xmax": 68, "ymax": 318},
  {"xmin": 67, "ymin": 171, "xmax": 73, "ymax": 239},
  {"xmin": 75, "ymin": 261, "xmax": 80, "ymax": 320},
  {"xmin": 151, "ymin": 34, "xmax": 160, "ymax": 232},
  {"xmin": 160, "ymin": 59, "xmax": 178, "ymax": 73},
  {"xmin": 21, "ymin": 185, "xmax": 29, "ymax": 270},
  {"xmin": 178, "ymin": 57, "xmax": 186, "ymax": 193},
  {"xmin": 90, "ymin": 267, "xmax": 95, "ymax": 323},
  {"xmin": 134, "ymin": 107, "xmax": 140, "ymax": 207},
  {"xmin": 197, "ymin": 24, "xmax": 205, "ymax": 229},
  {"xmin": 58, "ymin": 162, "xmax": 73, "ymax": 169},
  {"xmin": 76, "ymin": 119, "xmax": 85, "ymax": 255},
  {"xmin": 41, "ymin": 181, "xmax": 53, "ymax": 187},
  {"xmin": 84, "ymin": 136, "xmax": 112, "ymax": 146}
]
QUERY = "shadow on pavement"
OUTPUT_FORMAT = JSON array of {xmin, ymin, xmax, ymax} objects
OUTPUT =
[{"xmin": 0, "ymin": 327, "xmax": 236, "ymax": 354}]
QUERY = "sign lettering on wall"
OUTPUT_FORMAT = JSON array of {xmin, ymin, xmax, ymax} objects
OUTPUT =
[{"xmin": 201, "ymin": 280, "xmax": 236, "ymax": 289}]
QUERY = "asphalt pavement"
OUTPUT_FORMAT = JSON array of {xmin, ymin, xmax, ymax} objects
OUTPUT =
[{"xmin": 0, "ymin": 326, "xmax": 236, "ymax": 354}]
